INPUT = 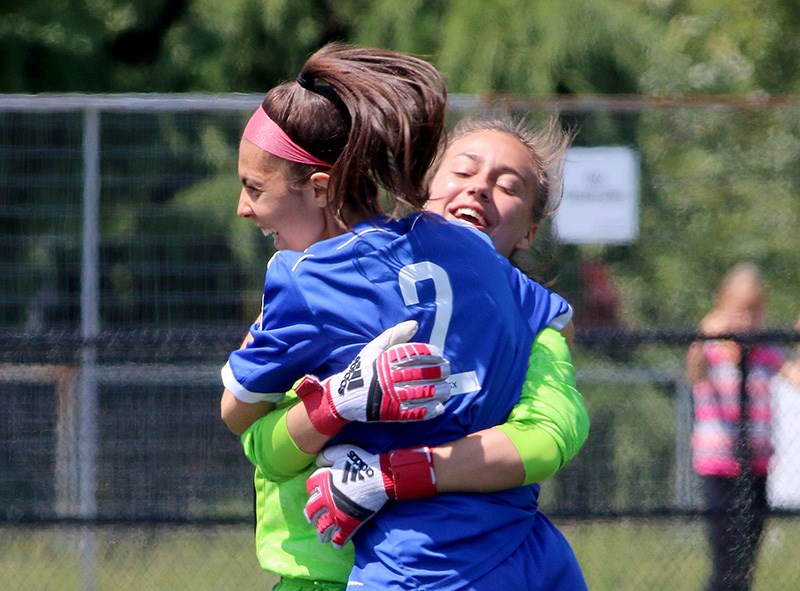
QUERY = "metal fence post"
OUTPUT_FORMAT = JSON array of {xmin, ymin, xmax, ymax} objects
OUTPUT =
[
  {"xmin": 736, "ymin": 342, "xmax": 752, "ymax": 472},
  {"xmin": 674, "ymin": 378, "xmax": 701, "ymax": 509},
  {"xmin": 78, "ymin": 106, "xmax": 101, "ymax": 591}
]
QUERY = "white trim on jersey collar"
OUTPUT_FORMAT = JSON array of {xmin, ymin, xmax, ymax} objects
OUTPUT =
[
  {"xmin": 291, "ymin": 253, "xmax": 315, "ymax": 272},
  {"xmin": 336, "ymin": 225, "xmax": 393, "ymax": 250}
]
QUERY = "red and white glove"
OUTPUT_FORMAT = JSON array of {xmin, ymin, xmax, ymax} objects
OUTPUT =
[
  {"xmin": 304, "ymin": 444, "xmax": 437, "ymax": 548},
  {"xmin": 296, "ymin": 320, "xmax": 451, "ymax": 436}
]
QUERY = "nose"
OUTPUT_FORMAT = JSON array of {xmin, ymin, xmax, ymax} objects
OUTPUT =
[
  {"xmin": 236, "ymin": 189, "xmax": 252, "ymax": 218},
  {"xmin": 468, "ymin": 177, "xmax": 491, "ymax": 201}
]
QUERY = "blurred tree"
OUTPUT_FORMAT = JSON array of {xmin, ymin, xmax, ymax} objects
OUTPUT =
[
  {"xmin": 342, "ymin": 0, "xmax": 660, "ymax": 95},
  {"xmin": 624, "ymin": 0, "xmax": 800, "ymax": 326},
  {"xmin": 3, "ymin": 1, "xmax": 799, "ymax": 97},
  {"xmin": 0, "ymin": 0, "xmax": 349, "ymax": 92},
  {"xmin": 0, "ymin": 1, "xmax": 123, "ymax": 91},
  {"xmin": 2, "ymin": 0, "xmax": 800, "ymax": 328},
  {"xmin": 138, "ymin": 0, "xmax": 349, "ymax": 91}
]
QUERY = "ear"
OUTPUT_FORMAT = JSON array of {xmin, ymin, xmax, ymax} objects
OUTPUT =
[
  {"xmin": 514, "ymin": 223, "xmax": 538, "ymax": 252},
  {"xmin": 310, "ymin": 172, "xmax": 330, "ymax": 207}
]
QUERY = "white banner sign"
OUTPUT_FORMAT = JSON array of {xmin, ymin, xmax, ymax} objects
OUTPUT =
[{"xmin": 554, "ymin": 146, "xmax": 640, "ymax": 244}]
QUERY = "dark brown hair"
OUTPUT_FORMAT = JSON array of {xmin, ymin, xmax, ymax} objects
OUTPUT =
[{"xmin": 262, "ymin": 43, "xmax": 447, "ymax": 226}]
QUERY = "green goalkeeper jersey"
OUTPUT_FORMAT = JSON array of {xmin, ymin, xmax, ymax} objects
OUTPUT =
[
  {"xmin": 245, "ymin": 392, "xmax": 353, "ymax": 586},
  {"xmin": 253, "ymin": 468, "xmax": 353, "ymax": 585}
]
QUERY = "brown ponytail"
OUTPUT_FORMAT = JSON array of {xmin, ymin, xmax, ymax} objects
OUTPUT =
[{"xmin": 262, "ymin": 43, "xmax": 447, "ymax": 227}]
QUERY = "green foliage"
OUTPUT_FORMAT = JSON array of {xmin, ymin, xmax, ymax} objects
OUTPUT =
[
  {"xmin": 4, "ymin": 0, "xmax": 800, "ymax": 96},
  {"xmin": 4, "ymin": 0, "xmax": 800, "ymax": 327},
  {"xmin": 149, "ymin": 0, "xmax": 347, "ymax": 91},
  {"xmin": 0, "ymin": 0, "xmax": 349, "ymax": 92},
  {"xmin": 622, "ymin": 104, "xmax": 800, "ymax": 326},
  {"xmin": 639, "ymin": 0, "xmax": 798, "ymax": 95}
]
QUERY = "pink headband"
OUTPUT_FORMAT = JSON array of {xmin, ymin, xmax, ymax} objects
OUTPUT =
[{"xmin": 242, "ymin": 106, "xmax": 332, "ymax": 168}]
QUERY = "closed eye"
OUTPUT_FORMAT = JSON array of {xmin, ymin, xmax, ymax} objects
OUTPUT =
[
  {"xmin": 242, "ymin": 181, "xmax": 264, "ymax": 198},
  {"xmin": 452, "ymin": 167, "xmax": 476, "ymax": 178},
  {"xmin": 497, "ymin": 174, "xmax": 524, "ymax": 196}
]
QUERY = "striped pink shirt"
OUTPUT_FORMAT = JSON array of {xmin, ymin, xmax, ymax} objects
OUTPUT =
[{"xmin": 691, "ymin": 342, "xmax": 784, "ymax": 477}]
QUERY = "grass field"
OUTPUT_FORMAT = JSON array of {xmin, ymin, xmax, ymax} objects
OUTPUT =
[
  {"xmin": 2, "ymin": 517, "xmax": 798, "ymax": 590},
  {"xmin": 561, "ymin": 517, "xmax": 800, "ymax": 590}
]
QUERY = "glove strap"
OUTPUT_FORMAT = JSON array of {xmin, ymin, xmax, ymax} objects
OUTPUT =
[
  {"xmin": 295, "ymin": 376, "xmax": 348, "ymax": 437},
  {"xmin": 382, "ymin": 446, "xmax": 437, "ymax": 500}
]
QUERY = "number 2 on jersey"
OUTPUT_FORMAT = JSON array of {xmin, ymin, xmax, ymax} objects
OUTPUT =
[
  {"xmin": 398, "ymin": 261, "xmax": 480, "ymax": 397},
  {"xmin": 398, "ymin": 262, "xmax": 452, "ymax": 351}
]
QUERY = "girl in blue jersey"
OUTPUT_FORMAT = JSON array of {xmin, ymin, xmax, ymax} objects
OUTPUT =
[{"xmin": 219, "ymin": 42, "xmax": 586, "ymax": 591}]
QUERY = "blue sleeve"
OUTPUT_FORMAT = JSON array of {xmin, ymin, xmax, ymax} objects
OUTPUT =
[
  {"xmin": 506, "ymin": 263, "xmax": 573, "ymax": 334},
  {"xmin": 222, "ymin": 252, "xmax": 335, "ymax": 402},
  {"xmin": 451, "ymin": 221, "xmax": 572, "ymax": 332}
]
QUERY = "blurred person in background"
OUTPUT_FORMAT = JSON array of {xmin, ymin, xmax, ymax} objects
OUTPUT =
[{"xmin": 685, "ymin": 262, "xmax": 785, "ymax": 591}]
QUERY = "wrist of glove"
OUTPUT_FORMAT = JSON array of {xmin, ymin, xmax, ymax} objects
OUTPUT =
[
  {"xmin": 304, "ymin": 444, "xmax": 436, "ymax": 548},
  {"xmin": 295, "ymin": 375, "xmax": 348, "ymax": 437},
  {"xmin": 382, "ymin": 446, "xmax": 438, "ymax": 500},
  {"xmin": 296, "ymin": 320, "xmax": 451, "ymax": 437}
]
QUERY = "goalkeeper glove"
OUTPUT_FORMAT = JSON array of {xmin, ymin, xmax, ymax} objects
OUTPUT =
[
  {"xmin": 304, "ymin": 444, "xmax": 437, "ymax": 548},
  {"xmin": 296, "ymin": 320, "xmax": 451, "ymax": 436}
]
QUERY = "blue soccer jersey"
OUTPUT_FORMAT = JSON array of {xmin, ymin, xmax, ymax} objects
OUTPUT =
[{"xmin": 223, "ymin": 213, "xmax": 574, "ymax": 589}]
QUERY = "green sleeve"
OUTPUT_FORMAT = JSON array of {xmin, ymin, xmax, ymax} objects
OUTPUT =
[
  {"xmin": 495, "ymin": 327, "xmax": 590, "ymax": 485},
  {"xmin": 241, "ymin": 383, "xmax": 316, "ymax": 482}
]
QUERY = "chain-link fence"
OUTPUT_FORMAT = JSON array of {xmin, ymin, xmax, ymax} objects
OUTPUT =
[{"xmin": 1, "ymin": 94, "xmax": 799, "ymax": 590}]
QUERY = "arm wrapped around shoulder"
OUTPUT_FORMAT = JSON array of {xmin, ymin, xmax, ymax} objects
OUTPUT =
[{"xmin": 495, "ymin": 327, "xmax": 590, "ymax": 485}]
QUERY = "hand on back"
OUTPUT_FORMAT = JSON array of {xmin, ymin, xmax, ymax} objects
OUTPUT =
[{"xmin": 297, "ymin": 320, "xmax": 452, "ymax": 436}]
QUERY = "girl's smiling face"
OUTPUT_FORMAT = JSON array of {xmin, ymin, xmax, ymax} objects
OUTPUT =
[
  {"xmin": 236, "ymin": 138, "xmax": 331, "ymax": 252},
  {"xmin": 426, "ymin": 129, "xmax": 540, "ymax": 258}
]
